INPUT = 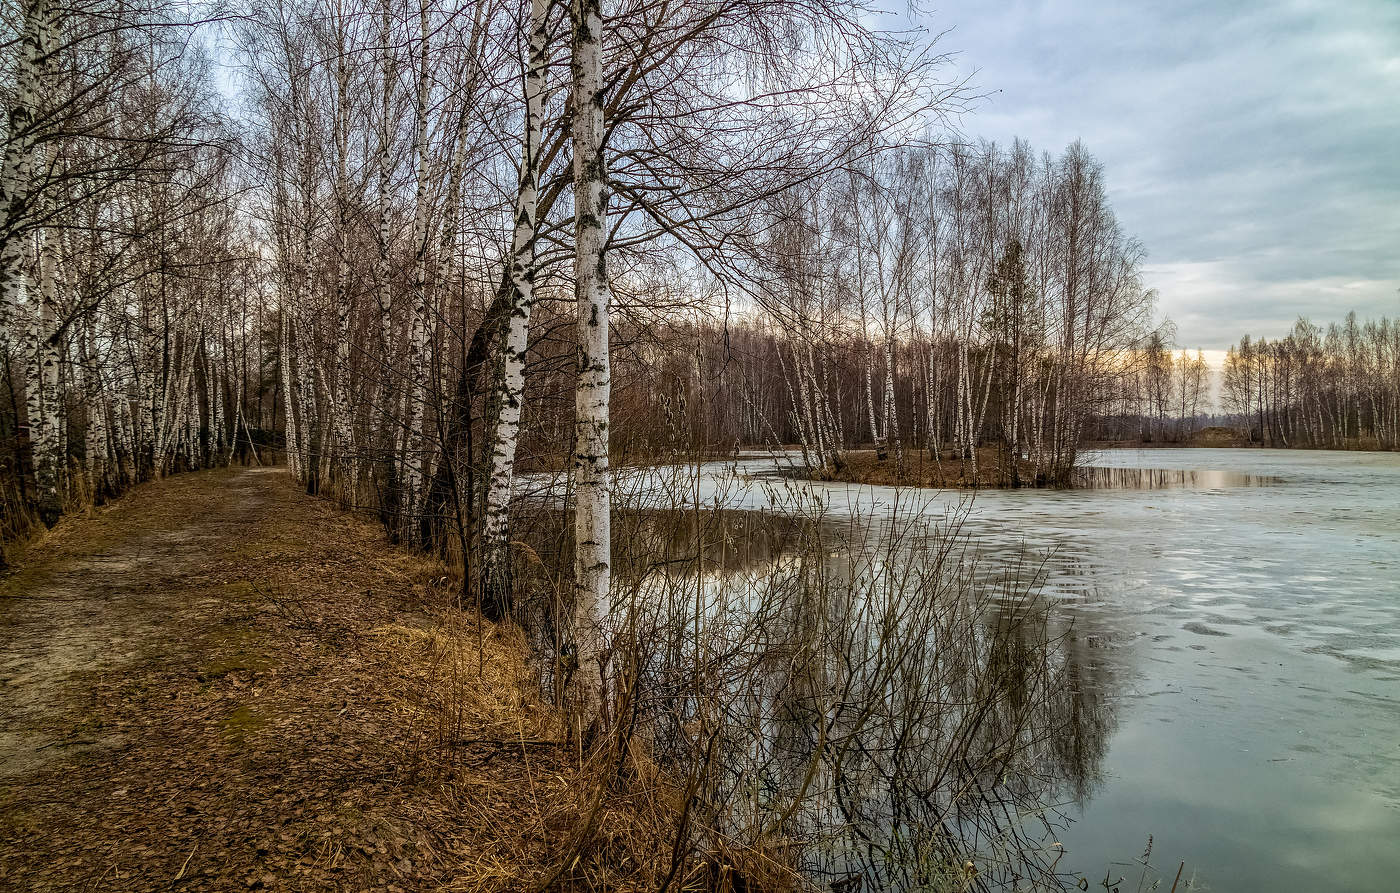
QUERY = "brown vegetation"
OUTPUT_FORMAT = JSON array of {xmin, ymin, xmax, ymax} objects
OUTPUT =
[
  {"xmin": 804, "ymin": 447, "xmax": 1041, "ymax": 489},
  {"xmin": 0, "ymin": 468, "xmax": 782, "ymax": 892},
  {"xmin": 1187, "ymin": 426, "xmax": 1249, "ymax": 448},
  {"xmin": 1089, "ymin": 426, "xmax": 1249, "ymax": 450}
]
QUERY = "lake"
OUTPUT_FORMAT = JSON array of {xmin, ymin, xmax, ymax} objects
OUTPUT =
[{"xmin": 612, "ymin": 447, "xmax": 1400, "ymax": 891}]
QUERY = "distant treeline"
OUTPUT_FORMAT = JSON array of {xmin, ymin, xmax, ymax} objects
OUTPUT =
[
  {"xmin": 1214, "ymin": 314, "xmax": 1400, "ymax": 450},
  {"xmin": 601, "ymin": 141, "xmax": 1159, "ymax": 488},
  {"xmin": 609, "ymin": 311, "xmax": 1400, "ymax": 461}
]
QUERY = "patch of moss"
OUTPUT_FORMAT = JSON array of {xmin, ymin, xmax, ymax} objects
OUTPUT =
[
  {"xmin": 198, "ymin": 625, "xmax": 274, "ymax": 682},
  {"xmin": 221, "ymin": 704, "xmax": 267, "ymax": 739},
  {"xmin": 221, "ymin": 580, "xmax": 257, "ymax": 599}
]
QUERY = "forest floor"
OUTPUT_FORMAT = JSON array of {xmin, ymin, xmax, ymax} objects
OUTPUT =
[{"xmin": 0, "ymin": 467, "xmax": 668, "ymax": 892}]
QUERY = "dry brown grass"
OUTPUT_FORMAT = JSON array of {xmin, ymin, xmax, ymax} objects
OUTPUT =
[
  {"xmin": 365, "ymin": 607, "xmax": 805, "ymax": 892},
  {"xmin": 1, "ymin": 465, "xmax": 803, "ymax": 892}
]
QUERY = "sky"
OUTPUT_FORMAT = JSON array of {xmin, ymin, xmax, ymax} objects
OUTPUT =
[{"xmin": 904, "ymin": 0, "xmax": 1400, "ymax": 351}]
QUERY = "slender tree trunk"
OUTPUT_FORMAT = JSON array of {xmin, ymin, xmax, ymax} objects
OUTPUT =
[
  {"xmin": 570, "ymin": 0, "xmax": 613, "ymax": 728},
  {"xmin": 376, "ymin": 0, "xmax": 395, "ymax": 375},
  {"xmin": 0, "ymin": 0, "xmax": 53, "ymax": 356},
  {"xmin": 777, "ymin": 342, "xmax": 812, "ymax": 467},
  {"xmin": 401, "ymin": 0, "xmax": 432, "ymax": 533},
  {"xmin": 279, "ymin": 307, "xmax": 301, "ymax": 478},
  {"xmin": 863, "ymin": 339, "xmax": 879, "ymax": 454},
  {"xmin": 83, "ymin": 318, "xmax": 109, "ymax": 494},
  {"xmin": 882, "ymin": 332, "xmax": 901, "ymax": 470},
  {"xmin": 481, "ymin": 0, "xmax": 547, "ymax": 621},
  {"xmin": 29, "ymin": 226, "xmax": 62, "ymax": 525},
  {"xmin": 331, "ymin": 31, "xmax": 356, "ymax": 503}
]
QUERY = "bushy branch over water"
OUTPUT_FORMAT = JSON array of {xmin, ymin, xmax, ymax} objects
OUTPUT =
[{"xmin": 517, "ymin": 462, "xmax": 1116, "ymax": 890}]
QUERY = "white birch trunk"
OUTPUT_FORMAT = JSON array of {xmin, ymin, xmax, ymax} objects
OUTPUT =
[
  {"xmin": 83, "ymin": 318, "xmax": 109, "ymax": 491},
  {"xmin": 116, "ymin": 384, "xmax": 137, "ymax": 485},
  {"xmin": 926, "ymin": 342, "xmax": 941, "ymax": 458},
  {"xmin": 375, "ymin": 2, "xmax": 396, "ymax": 471},
  {"xmin": 776, "ymin": 343, "xmax": 812, "ymax": 467},
  {"xmin": 279, "ymin": 308, "xmax": 301, "ymax": 478},
  {"xmin": 0, "ymin": 0, "xmax": 52, "ymax": 355},
  {"xmin": 28, "ymin": 226, "xmax": 62, "ymax": 524},
  {"xmin": 882, "ymin": 332, "xmax": 901, "ymax": 467},
  {"xmin": 481, "ymin": 0, "xmax": 547, "ymax": 619},
  {"xmin": 863, "ymin": 342, "xmax": 879, "ymax": 449},
  {"xmin": 332, "ymin": 39, "xmax": 357, "ymax": 502},
  {"xmin": 570, "ymin": 0, "xmax": 613, "ymax": 726},
  {"xmin": 401, "ymin": 0, "xmax": 432, "ymax": 529}
]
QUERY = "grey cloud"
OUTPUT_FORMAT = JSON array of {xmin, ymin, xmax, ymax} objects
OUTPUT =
[{"xmin": 914, "ymin": 0, "xmax": 1400, "ymax": 347}]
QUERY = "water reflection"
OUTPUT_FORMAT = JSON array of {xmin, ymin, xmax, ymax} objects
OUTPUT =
[
  {"xmin": 1072, "ymin": 466, "xmax": 1281, "ymax": 490},
  {"xmin": 627, "ymin": 451, "xmax": 1400, "ymax": 891},
  {"xmin": 607, "ymin": 507, "xmax": 1119, "ymax": 891},
  {"xmin": 517, "ymin": 449, "xmax": 1400, "ymax": 891}
]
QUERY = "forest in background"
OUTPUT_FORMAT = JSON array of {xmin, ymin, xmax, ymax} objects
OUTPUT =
[
  {"xmin": 4, "ymin": 0, "xmax": 1399, "ymax": 886},
  {"xmin": 1214, "ymin": 314, "xmax": 1400, "ymax": 450},
  {"xmin": 3, "ymin": 0, "xmax": 1398, "ymax": 625},
  {"xmin": 3, "ymin": 0, "xmax": 1397, "ymax": 583}
]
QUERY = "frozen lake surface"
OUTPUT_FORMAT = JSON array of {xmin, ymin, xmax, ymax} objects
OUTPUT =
[{"xmin": 610, "ymin": 447, "xmax": 1400, "ymax": 891}]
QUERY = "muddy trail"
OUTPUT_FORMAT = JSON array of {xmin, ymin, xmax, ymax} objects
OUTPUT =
[{"xmin": 0, "ymin": 467, "xmax": 589, "ymax": 892}]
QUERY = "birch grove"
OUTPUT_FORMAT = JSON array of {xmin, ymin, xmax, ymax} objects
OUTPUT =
[
  {"xmin": 1, "ymin": 2, "xmax": 261, "ymax": 557},
  {"xmin": 12, "ymin": 0, "xmax": 1382, "ymax": 744},
  {"xmin": 1220, "ymin": 313, "xmax": 1400, "ymax": 449},
  {"xmin": 739, "ymin": 140, "xmax": 1157, "ymax": 484},
  {"xmin": 225, "ymin": 0, "xmax": 954, "ymax": 731}
]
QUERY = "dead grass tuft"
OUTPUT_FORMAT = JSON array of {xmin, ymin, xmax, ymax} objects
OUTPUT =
[
  {"xmin": 370, "ymin": 614, "xmax": 560, "ymax": 748},
  {"xmin": 365, "ymin": 604, "xmax": 805, "ymax": 892}
]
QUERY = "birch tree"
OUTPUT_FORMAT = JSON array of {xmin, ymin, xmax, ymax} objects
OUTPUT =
[
  {"xmin": 568, "ymin": 0, "xmax": 612, "ymax": 725},
  {"xmin": 480, "ymin": 0, "xmax": 550, "ymax": 621}
]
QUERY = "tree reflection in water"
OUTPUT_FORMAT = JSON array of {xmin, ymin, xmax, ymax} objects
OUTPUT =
[
  {"xmin": 1073, "ymin": 465, "xmax": 1279, "ymax": 489},
  {"xmin": 518, "ymin": 482, "xmax": 1117, "ymax": 891}
]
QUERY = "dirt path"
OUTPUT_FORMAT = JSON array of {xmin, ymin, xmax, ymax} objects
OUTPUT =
[{"xmin": 0, "ymin": 467, "xmax": 574, "ymax": 892}]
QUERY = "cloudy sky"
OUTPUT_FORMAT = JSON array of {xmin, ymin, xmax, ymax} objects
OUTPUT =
[{"xmin": 905, "ymin": 0, "xmax": 1400, "ymax": 351}]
